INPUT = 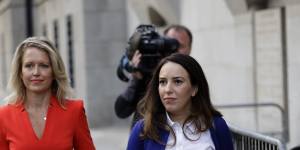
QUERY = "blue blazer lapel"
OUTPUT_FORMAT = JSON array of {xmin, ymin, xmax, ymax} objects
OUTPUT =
[{"xmin": 144, "ymin": 127, "xmax": 169, "ymax": 150}]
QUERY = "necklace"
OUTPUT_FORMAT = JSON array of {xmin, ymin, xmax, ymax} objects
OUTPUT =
[
  {"xmin": 43, "ymin": 110, "xmax": 47, "ymax": 121},
  {"xmin": 24, "ymin": 100, "xmax": 49, "ymax": 122},
  {"xmin": 26, "ymin": 107, "xmax": 48, "ymax": 121}
]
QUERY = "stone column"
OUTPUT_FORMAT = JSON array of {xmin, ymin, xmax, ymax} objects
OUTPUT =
[
  {"xmin": 254, "ymin": 8, "xmax": 288, "ymax": 140},
  {"xmin": 83, "ymin": 0, "xmax": 128, "ymax": 127}
]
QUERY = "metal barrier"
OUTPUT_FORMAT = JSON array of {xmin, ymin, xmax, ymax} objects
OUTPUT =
[
  {"xmin": 229, "ymin": 124, "xmax": 286, "ymax": 150},
  {"xmin": 216, "ymin": 103, "xmax": 289, "ymax": 142}
]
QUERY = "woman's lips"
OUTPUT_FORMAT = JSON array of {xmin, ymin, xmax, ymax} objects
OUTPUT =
[
  {"xmin": 31, "ymin": 79, "xmax": 43, "ymax": 83},
  {"xmin": 163, "ymin": 97, "xmax": 176, "ymax": 104}
]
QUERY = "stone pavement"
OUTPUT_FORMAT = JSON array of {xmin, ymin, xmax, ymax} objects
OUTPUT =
[{"xmin": 91, "ymin": 126, "xmax": 130, "ymax": 150}]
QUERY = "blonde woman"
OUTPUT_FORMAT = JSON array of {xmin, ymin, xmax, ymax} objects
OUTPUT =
[{"xmin": 0, "ymin": 37, "xmax": 95, "ymax": 150}]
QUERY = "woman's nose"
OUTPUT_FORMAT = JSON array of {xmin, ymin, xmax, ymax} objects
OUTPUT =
[
  {"xmin": 32, "ymin": 66, "xmax": 40, "ymax": 76},
  {"xmin": 165, "ymin": 82, "xmax": 173, "ymax": 93}
]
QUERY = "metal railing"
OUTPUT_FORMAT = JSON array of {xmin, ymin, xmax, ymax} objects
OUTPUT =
[
  {"xmin": 216, "ymin": 102, "xmax": 289, "ymax": 142},
  {"xmin": 229, "ymin": 124, "xmax": 286, "ymax": 150}
]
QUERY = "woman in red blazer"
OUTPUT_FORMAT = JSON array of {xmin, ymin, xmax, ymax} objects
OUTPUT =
[{"xmin": 0, "ymin": 37, "xmax": 95, "ymax": 150}]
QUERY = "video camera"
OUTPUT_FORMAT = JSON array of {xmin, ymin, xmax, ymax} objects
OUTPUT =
[{"xmin": 117, "ymin": 24, "xmax": 179, "ymax": 82}]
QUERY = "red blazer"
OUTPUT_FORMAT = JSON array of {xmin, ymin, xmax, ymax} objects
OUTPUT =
[{"xmin": 0, "ymin": 96, "xmax": 95, "ymax": 150}]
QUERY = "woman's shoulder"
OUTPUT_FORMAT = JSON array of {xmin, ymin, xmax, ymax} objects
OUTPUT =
[
  {"xmin": 213, "ymin": 116, "xmax": 228, "ymax": 127},
  {"xmin": 0, "ymin": 104, "xmax": 20, "ymax": 120},
  {"xmin": 65, "ymin": 98, "xmax": 83, "ymax": 106},
  {"xmin": 0, "ymin": 104, "xmax": 18, "ymax": 114},
  {"xmin": 211, "ymin": 116, "xmax": 231, "ymax": 135},
  {"xmin": 60, "ymin": 99, "xmax": 86, "ymax": 120},
  {"xmin": 211, "ymin": 117, "xmax": 234, "ymax": 149},
  {"xmin": 130, "ymin": 120, "xmax": 145, "ymax": 137},
  {"xmin": 132, "ymin": 120, "xmax": 144, "ymax": 131},
  {"xmin": 64, "ymin": 99, "xmax": 85, "ymax": 111},
  {"xmin": 0, "ymin": 105, "xmax": 8, "ymax": 116}
]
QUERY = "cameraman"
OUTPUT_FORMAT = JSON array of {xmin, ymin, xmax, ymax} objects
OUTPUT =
[
  {"xmin": 114, "ymin": 24, "xmax": 193, "ymax": 128},
  {"xmin": 164, "ymin": 24, "xmax": 192, "ymax": 55}
]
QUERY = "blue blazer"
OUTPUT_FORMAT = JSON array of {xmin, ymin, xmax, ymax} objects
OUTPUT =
[{"xmin": 127, "ymin": 117, "xmax": 234, "ymax": 150}]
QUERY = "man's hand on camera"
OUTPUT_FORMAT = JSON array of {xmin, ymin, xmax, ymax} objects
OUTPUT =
[{"xmin": 131, "ymin": 50, "xmax": 143, "ymax": 79}]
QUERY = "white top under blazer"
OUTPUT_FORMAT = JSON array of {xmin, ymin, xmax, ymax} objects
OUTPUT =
[{"xmin": 165, "ymin": 113, "xmax": 215, "ymax": 150}]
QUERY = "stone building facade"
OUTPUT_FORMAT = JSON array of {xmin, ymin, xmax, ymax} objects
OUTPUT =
[{"xmin": 0, "ymin": 0, "xmax": 299, "ymax": 148}]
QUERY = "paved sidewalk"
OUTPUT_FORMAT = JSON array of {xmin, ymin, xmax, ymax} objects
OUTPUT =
[{"xmin": 91, "ymin": 126, "xmax": 130, "ymax": 150}]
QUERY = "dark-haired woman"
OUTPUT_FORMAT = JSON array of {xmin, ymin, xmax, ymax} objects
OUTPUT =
[{"xmin": 127, "ymin": 53, "xmax": 233, "ymax": 150}]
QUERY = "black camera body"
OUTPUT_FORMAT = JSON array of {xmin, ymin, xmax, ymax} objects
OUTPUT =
[
  {"xmin": 129, "ymin": 25, "xmax": 179, "ymax": 57},
  {"xmin": 117, "ymin": 25, "xmax": 179, "ymax": 82}
]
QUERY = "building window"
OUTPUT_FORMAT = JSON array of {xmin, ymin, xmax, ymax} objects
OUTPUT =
[
  {"xmin": 66, "ymin": 15, "xmax": 75, "ymax": 87},
  {"xmin": 53, "ymin": 19, "xmax": 59, "ymax": 49}
]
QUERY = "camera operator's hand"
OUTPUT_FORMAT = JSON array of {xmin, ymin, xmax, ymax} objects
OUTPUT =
[{"xmin": 131, "ymin": 50, "xmax": 143, "ymax": 79}]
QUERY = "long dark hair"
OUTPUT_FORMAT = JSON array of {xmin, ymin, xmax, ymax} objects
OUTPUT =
[{"xmin": 138, "ymin": 53, "xmax": 221, "ymax": 144}]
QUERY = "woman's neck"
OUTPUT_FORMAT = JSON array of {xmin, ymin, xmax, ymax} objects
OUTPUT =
[
  {"xmin": 25, "ymin": 90, "xmax": 52, "ymax": 109},
  {"xmin": 168, "ymin": 111, "xmax": 190, "ymax": 125}
]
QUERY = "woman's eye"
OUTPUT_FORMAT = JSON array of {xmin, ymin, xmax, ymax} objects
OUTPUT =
[
  {"xmin": 159, "ymin": 80, "xmax": 166, "ymax": 85},
  {"xmin": 24, "ymin": 64, "xmax": 32, "ymax": 68},
  {"xmin": 40, "ymin": 64, "xmax": 49, "ymax": 68},
  {"xmin": 174, "ymin": 79, "xmax": 183, "ymax": 85}
]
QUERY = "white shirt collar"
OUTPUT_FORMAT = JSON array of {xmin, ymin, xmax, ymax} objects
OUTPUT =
[
  {"xmin": 166, "ymin": 112, "xmax": 176, "ymax": 126},
  {"xmin": 166, "ymin": 112, "xmax": 194, "ymax": 132},
  {"xmin": 165, "ymin": 112, "xmax": 215, "ymax": 150}
]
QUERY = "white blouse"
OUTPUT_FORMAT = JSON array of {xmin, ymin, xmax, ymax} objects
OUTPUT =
[{"xmin": 165, "ymin": 113, "xmax": 215, "ymax": 150}]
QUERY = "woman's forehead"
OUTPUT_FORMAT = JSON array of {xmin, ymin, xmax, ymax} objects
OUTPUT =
[{"xmin": 159, "ymin": 62, "xmax": 188, "ymax": 77}]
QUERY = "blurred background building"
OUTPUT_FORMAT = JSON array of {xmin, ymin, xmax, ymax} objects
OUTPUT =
[{"xmin": 0, "ymin": 0, "xmax": 299, "ymax": 148}]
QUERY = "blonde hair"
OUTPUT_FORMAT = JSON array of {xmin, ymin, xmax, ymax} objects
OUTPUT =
[{"xmin": 6, "ymin": 37, "xmax": 72, "ymax": 106}]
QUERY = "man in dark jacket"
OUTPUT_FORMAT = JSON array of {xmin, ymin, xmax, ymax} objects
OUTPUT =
[{"xmin": 114, "ymin": 25, "xmax": 193, "ymax": 128}]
